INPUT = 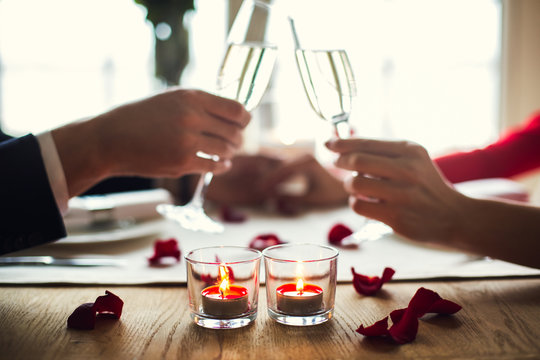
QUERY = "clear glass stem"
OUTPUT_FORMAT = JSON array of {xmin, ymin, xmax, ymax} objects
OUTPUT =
[
  {"xmin": 333, "ymin": 117, "xmax": 351, "ymax": 139},
  {"xmin": 190, "ymin": 172, "xmax": 214, "ymax": 208}
]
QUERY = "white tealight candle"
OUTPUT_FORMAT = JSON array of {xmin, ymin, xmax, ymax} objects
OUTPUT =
[{"xmin": 276, "ymin": 279, "xmax": 323, "ymax": 316}]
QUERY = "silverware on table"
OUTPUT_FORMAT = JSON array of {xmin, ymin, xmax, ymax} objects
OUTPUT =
[{"xmin": 0, "ymin": 256, "xmax": 126, "ymax": 267}]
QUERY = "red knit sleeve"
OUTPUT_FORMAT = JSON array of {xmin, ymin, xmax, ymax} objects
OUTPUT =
[{"xmin": 435, "ymin": 111, "xmax": 540, "ymax": 183}]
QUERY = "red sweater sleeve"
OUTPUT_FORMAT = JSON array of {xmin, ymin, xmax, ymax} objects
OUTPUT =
[{"xmin": 434, "ymin": 111, "xmax": 540, "ymax": 183}]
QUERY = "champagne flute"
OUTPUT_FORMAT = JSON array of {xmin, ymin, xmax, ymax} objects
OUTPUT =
[
  {"xmin": 290, "ymin": 19, "xmax": 392, "ymax": 242},
  {"xmin": 295, "ymin": 47, "xmax": 356, "ymax": 139},
  {"xmin": 157, "ymin": 0, "xmax": 278, "ymax": 233}
]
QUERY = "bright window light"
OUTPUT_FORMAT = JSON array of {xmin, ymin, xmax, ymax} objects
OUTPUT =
[
  {"xmin": 1, "ymin": 0, "xmax": 501, "ymax": 160},
  {"xmin": 0, "ymin": 0, "xmax": 155, "ymax": 135},
  {"xmin": 271, "ymin": 0, "xmax": 502, "ymax": 158}
]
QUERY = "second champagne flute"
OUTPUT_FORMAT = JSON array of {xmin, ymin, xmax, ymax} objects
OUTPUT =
[
  {"xmin": 158, "ymin": 0, "xmax": 278, "ymax": 233},
  {"xmin": 290, "ymin": 19, "xmax": 392, "ymax": 242}
]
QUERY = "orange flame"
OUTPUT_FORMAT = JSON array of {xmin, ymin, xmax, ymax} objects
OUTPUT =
[
  {"xmin": 296, "ymin": 278, "xmax": 304, "ymax": 295},
  {"xmin": 218, "ymin": 265, "xmax": 230, "ymax": 298}
]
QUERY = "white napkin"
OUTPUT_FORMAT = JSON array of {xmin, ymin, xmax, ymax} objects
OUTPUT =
[{"xmin": 63, "ymin": 188, "xmax": 173, "ymax": 229}]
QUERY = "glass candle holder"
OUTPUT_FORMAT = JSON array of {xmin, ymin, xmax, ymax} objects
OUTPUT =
[
  {"xmin": 186, "ymin": 246, "xmax": 262, "ymax": 329},
  {"xmin": 263, "ymin": 243, "xmax": 338, "ymax": 326}
]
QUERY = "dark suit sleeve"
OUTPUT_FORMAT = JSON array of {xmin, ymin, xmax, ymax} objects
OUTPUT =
[{"xmin": 0, "ymin": 134, "xmax": 66, "ymax": 254}]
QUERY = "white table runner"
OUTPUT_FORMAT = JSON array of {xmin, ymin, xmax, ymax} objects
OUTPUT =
[{"xmin": 1, "ymin": 207, "xmax": 538, "ymax": 284}]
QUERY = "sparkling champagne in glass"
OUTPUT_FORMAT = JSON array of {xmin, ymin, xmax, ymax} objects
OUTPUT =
[
  {"xmin": 295, "ymin": 48, "xmax": 356, "ymax": 139},
  {"xmin": 218, "ymin": 42, "xmax": 277, "ymax": 113}
]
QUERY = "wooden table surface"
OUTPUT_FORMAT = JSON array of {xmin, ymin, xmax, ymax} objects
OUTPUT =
[{"xmin": 1, "ymin": 278, "xmax": 539, "ymax": 359}]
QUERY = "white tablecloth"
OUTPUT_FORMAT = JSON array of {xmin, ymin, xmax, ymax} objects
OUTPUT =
[{"xmin": 1, "ymin": 207, "xmax": 538, "ymax": 284}]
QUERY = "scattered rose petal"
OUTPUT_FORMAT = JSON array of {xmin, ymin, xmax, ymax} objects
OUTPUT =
[
  {"xmin": 387, "ymin": 307, "xmax": 420, "ymax": 344},
  {"xmin": 248, "ymin": 233, "xmax": 286, "ymax": 251},
  {"xmin": 67, "ymin": 303, "xmax": 96, "ymax": 330},
  {"xmin": 148, "ymin": 238, "xmax": 181, "ymax": 265},
  {"xmin": 200, "ymin": 273, "xmax": 215, "ymax": 286},
  {"xmin": 355, "ymin": 287, "xmax": 461, "ymax": 344},
  {"xmin": 389, "ymin": 308, "xmax": 406, "ymax": 323},
  {"xmin": 356, "ymin": 317, "xmax": 389, "ymax": 337},
  {"xmin": 328, "ymin": 223, "xmax": 353, "ymax": 245},
  {"xmin": 352, "ymin": 267, "xmax": 395, "ymax": 296},
  {"xmin": 220, "ymin": 205, "xmax": 247, "ymax": 223},
  {"xmin": 406, "ymin": 287, "xmax": 445, "ymax": 317},
  {"xmin": 93, "ymin": 290, "xmax": 124, "ymax": 319},
  {"xmin": 425, "ymin": 298, "xmax": 463, "ymax": 315},
  {"xmin": 67, "ymin": 291, "xmax": 124, "ymax": 330}
]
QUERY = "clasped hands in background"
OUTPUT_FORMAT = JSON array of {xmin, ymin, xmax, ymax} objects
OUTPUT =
[{"xmin": 205, "ymin": 153, "xmax": 349, "ymax": 212}]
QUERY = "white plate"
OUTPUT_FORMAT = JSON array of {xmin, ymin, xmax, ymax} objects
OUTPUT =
[{"xmin": 56, "ymin": 219, "xmax": 166, "ymax": 244}]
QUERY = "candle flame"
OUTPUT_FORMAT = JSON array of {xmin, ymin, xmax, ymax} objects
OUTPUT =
[
  {"xmin": 218, "ymin": 265, "xmax": 230, "ymax": 298},
  {"xmin": 296, "ymin": 278, "xmax": 304, "ymax": 295},
  {"xmin": 219, "ymin": 265, "xmax": 229, "ymax": 280}
]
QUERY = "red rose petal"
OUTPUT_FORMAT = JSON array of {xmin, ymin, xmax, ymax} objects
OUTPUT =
[
  {"xmin": 389, "ymin": 308, "xmax": 406, "ymax": 323},
  {"xmin": 356, "ymin": 317, "xmax": 389, "ymax": 337},
  {"xmin": 388, "ymin": 307, "xmax": 420, "ymax": 344},
  {"xmin": 426, "ymin": 298, "xmax": 462, "ymax": 315},
  {"xmin": 351, "ymin": 267, "xmax": 395, "ymax": 296},
  {"xmin": 67, "ymin": 303, "xmax": 96, "ymax": 330},
  {"xmin": 406, "ymin": 287, "xmax": 443, "ymax": 317},
  {"xmin": 355, "ymin": 287, "xmax": 462, "ymax": 344},
  {"xmin": 93, "ymin": 290, "xmax": 124, "ymax": 319},
  {"xmin": 407, "ymin": 287, "xmax": 462, "ymax": 318},
  {"xmin": 220, "ymin": 205, "xmax": 247, "ymax": 223},
  {"xmin": 328, "ymin": 223, "xmax": 353, "ymax": 245},
  {"xmin": 200, "ymin": 273, "xmax": 214, "ymax": 286},
  {"xmin": 380, "ymin": 267, "xmax": 395, "ymax": 283},
  {"xmin": 148, "ymin": 238, "xmax": 181, "ymax": 265},
  {"xmin": 67, "ymin": 291, "xmax": 124, "ymax": 330},
  {"xmin": 386, "ymin": 287, "xmax": 448, "ymax": 343},
  {"xmin": 248, "ymin": 233, "xmax": 286, "ymax": 252}
]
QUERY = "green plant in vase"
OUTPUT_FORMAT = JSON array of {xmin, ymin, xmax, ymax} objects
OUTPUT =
[{"xmin": 135, "ymin": 0, "xmax": 195, "ymax": 86}]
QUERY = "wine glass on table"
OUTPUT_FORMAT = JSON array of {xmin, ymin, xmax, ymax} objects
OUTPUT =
[
  {"xmin": 157, "ymin": 0, "xmax": 278, "ymax": 233},
  {"xmin": 290, "ymin": 18, "xmax": 392, "ymax": 243}
]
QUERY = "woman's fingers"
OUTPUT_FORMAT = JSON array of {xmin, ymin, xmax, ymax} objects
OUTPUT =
[
  {"xmin": 334, "ymin": 152, "xmax": 397, "ymax": 178},
  {"xmin": 348, "ymin": 196, "xmax": 395, "ymax": 223},
  {"xmin": 326, "ymin": 138, "xmax": 421, "ymax": 158},
  {"xmin": 344, "ymin": 175, "xmax": 389, "ymax": 202},
  {"xmin": 327, "ymin": 138, "xmax": 433, "ymax": 183}
]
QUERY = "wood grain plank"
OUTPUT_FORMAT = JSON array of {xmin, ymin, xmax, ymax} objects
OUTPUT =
[{"xmin": 0, "ymin": 279, "xmax": 539, "ymax": 359}]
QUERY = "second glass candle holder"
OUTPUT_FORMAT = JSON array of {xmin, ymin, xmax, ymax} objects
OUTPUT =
[
  {"xmin": 263, "ymin": 243, "xmax": 338, "ymax": 326},
  {"xmin": 186, "ymin": 246, "xmax": 261, "ymax": 329}
]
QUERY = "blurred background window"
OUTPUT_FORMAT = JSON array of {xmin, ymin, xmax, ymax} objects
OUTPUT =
[
  {"xmin": 0, "ymin": 0, "xmax": 155, "ymax": 135},
  {"xmin": 0, "ymin": 0, "xmax": 501, "ymax": 158},
  {"xmin": 265, "ymin": 0, "xmax": 502, "ymax": 159}
]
